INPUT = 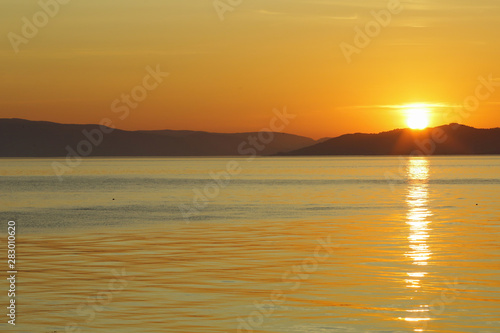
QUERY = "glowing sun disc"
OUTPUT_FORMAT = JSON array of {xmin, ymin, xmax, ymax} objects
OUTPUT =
[{"xmin": 406, "ymin": 108, "xmax": 430, "ymax": 129}]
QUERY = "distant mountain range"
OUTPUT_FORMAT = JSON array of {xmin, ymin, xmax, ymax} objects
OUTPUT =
[
  {"xmin": 282, "ymin": 124, "xmax": 500, "ymax": 155},
  {"xmin": 0, "ymin": 119, "xmax": 499, "ymax": 157},
  {"xmin": 0, "ymin": 118, "xmax": 315, "ymax": 157}
]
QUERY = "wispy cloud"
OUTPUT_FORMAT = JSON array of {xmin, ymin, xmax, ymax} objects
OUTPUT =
[
  {"xmin": 252, "ymin": 9, "xmax": 358, "ymax": 21},
  {"xmin": 338, "ymin": 103, "xmax": 459, "ymax": 111}
]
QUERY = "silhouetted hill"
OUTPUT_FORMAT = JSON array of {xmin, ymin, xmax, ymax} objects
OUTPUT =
[
  {"xmin": 0, "ymin": 119, "xmax": 315, "ymax": 157},
  {"xmin": 282, "ymin": 124, "xmax": 500, "ymax": 155}
]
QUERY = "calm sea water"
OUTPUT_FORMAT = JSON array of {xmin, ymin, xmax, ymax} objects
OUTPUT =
[{"xmin": 0, "ymin": 156, "xmax": 499, "ymax": 333}]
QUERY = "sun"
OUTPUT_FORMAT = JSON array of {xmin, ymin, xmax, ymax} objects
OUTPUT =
[{"xmin": 406, "ymin": 107, "xmax": 430, "ymax": 130}]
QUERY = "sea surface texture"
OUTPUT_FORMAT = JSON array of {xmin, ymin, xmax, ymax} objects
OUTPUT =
[{"xmin": 0, "ymin": 156, "xmax": 499, "ymax": 333}]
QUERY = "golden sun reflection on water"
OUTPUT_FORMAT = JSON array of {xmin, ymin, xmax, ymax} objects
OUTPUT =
[{"xmin": 402, "ymin": 158, "xmax": 433, "ymax": 329}]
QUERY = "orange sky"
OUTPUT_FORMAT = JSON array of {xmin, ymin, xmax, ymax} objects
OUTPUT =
[{"xmin": 1, "ymin": 0, "xmax": 499, "ymax": 139}]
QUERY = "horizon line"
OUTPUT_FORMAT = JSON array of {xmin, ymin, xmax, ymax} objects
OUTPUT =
[{"xmin": 1, "ymin": 117, "xmax": 498, "ymax": 141}]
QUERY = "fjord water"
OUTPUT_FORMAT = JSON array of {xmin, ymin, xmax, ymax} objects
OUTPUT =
[{"xmin": 0, "ymin": 156, "xmax": 499, "ymax": 333}]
